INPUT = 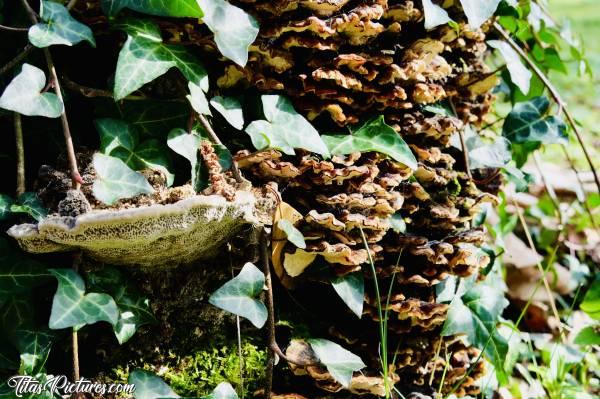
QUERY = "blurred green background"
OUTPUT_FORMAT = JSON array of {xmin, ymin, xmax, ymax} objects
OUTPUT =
[{"xmin": 547, "ymin": 0, "xmax": 599, "ymax": 169}]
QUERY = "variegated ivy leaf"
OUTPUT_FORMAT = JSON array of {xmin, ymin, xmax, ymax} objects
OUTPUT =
[
  {"xmin": 197, "ymin": 0, "xmax": 259, "ymax": 67},
  {"xmin": 502, "ymin": 96, "xmax": 568, "ymax": 145},
  {"xmin": 331, "ymin": 272, "xmax": 364, "ymax": 318},
  {"xmin": 95, "ymin": 118, "xmax": 174, "ymax": 185},
  {"xmin": 209, "ymin": 262, "xmax": 267, "ymax": 328},
  {"xmin": 307, "ymin": 338, "xmax": 366, "ymax": 388},
  {"xmin": 210, "ymin": 96, "xmax": 244, "ymax": 130},
  {"xmin": 187, "ymin": 81, "xmax": 211, "ymax": 116},
  {"xmin": 102, "ymin": 0, "xmax": 202, "ymax": 18},
  {"xmin": 48, "ymin": 269, "xmax": 119, "ymax": 330},
  {"xmin": 128, "ymin": 370, "xmax": 179, "ymax": 399},
  {"xmin": 28, "ymin": 1, "xmax": 95, "ymax": 48},
  {"xmin": 245, "ymin": 95, "xmax": 330, "ymax": 157},
  {"xmin": 459, "ymin": 0, "xmax": 502, "ymax": 29},
  {"xmin": 9, "ymin": 192, "xmax": 48, "ymax": 221},
  {"xmin": 0, "ymin": 64, "xmax": 63, "ymax": 118},
  {"xmin": 202, "ymin": 382, "xmax": 239, "ymax": 399},
  {"xmin": 114, "ymin": 18, "xmax": 208, "ymax": 100},
  {"xmin": 167, "ymin": 128, "xmax": 203, "ymax": 191},
  {"xmin": 277, "ymin": 220, "xmax": 306, "ymax": 249},
  {"xmin": 0, "ymin": 238, "xmax": 51, "ymax": 298},
  {"xmin": 92, "ymin": 153, "xmax": 154, "ymax": 205},
  {"xmin": 422, "ymin": 0, "xmax": 452, "ymax": 30},
  {"xmin": 488, "ymin": 40, "xmax": 531, "ymax": 95},
  {"xmin": 322, "ymin": 116, "xmax": 417, "ymax": 170},
  {"xmin": 15, "ymin": 329, "xmax": 54, "ymax": 375}
]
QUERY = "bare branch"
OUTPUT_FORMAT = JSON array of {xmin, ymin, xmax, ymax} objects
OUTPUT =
[
  {"xmin": 0, "ymin": 45, "xmax": 34, "ymax": 77},
  {"xmin": 14, "ymin": 114, "xmax": 25, "ymax": 196},
  {"xmin": 0, "ymin": 24, "xmax": 28, "ymax": 32}
]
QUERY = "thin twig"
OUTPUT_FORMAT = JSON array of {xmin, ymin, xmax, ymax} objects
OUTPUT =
[
  {"xmin": 532, "ymin": 151, "xmax": 563, "ymax": 226},
  {"xmin": 494, "ymin": 22, "xmax": 600, "ymax": 195},
  {"xmin": 229, "ymin": 251, "xmax": 244, "ymax": 399},
  {"xmin": 72, "ymin": 252, "xmax": 82, "ymax": 399},
  {"xmin": 67, "ymin": 0, "xmax": 79, "ymax": 10},
  {"xmin": 448, "ymin": 99, "xmax": 473, "ymax": 179},
  {"xmin": 0, "ymin": 24, "xmax": 28, "ymax": 32},
  {"xmin": 559, "ymin": 145, "xmax": 598, "ymax": 230},
  {"xmin": 0, "ymin": 45, "xmax": 34, "ymax": 77},
  {"xmin": 260, "ymin": 228, "xmax": 275, "ymax": 399},
  {"xmin": 197, "ymin": 113, "xmax": 245, "ymax": 184},
  {"xmin": 14, "ymin": 113, "xmax": 25, "ymax": 196}
]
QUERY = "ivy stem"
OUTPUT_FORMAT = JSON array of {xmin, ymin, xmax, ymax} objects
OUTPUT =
[
  {"xmin": 448, "ymin": 99, "xmax": 472, "ymax": 179},
  {"xmin": 532, "ymin": 151, "xmax": 563, "ymax": 226},
  {"xmin": 196, "ymin": 113, "xmax": 245, "ymax": 184},
  {"xmin": 0, "ymin": 44, "xmax": 34, "ymax": 77},
  {"xmin": 0, "ymin": 24, "xmax": 28, "ymax": 32},
  {"xmin": 14, "ymin": 113, "xmax": 25, "ymax": 197},
  {"xmin": 559, "ymin": 145, "xmax": 598, "ymax": 230},
  {"xmin": 494, "ymin": 22, "xmax": 600, "ymax": 195},
  {"xmin": 72, "ymin": 252, "xmax": 82, "ymax": 399},
  {"xmin": 260, "ymin": 228, "xmax": 275, "ymax": 398}
]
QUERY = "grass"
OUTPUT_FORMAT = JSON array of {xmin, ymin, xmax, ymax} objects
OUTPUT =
[{"xmin": 542, "ymin": 0, "xmax": 600, "ymax": 170}]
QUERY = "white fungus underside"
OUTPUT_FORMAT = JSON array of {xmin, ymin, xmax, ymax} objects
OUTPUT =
[{"xmin": 7, "ymin": 193, "xmax": 257, "ymax": 267}]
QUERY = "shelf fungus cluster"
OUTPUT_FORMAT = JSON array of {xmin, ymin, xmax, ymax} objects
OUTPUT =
[{"xmin": 232, "ymin": 0, "xmax": 499, "ymax": 397}]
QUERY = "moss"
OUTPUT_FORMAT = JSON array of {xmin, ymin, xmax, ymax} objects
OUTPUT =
[{"xmin": 110, "ymin": 340, "xmax": 267, "ymax": 397}]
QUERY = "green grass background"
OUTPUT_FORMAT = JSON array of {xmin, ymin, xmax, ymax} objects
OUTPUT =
[{"xmin": 546, "ymin": 0, "xmax": 599, "ymax": 169}]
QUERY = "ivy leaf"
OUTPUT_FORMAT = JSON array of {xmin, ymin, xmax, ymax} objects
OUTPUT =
[
  {"xmin": 128, "ymin": 369, "xmax": 179, "ymax": 399},
  {"xmin": 441, "ymin": 278, "xmax": 509, "ymax": 383},
  {"xmin": 322, "ymin": 116, "xmax": 417, "ymax": 170},
  {"xmin": 459, "ymin": 0, "xmax": 502, "ymax": 29},
  {"xmin": 9, "ymin": 192, "xmax": 48, "ymax": 221},
  {"xmin": 92, "ymin": 153, "xmax": 154, "ymax": 205},
  {"xmin": 307, "ymin": 338, "xmax": 366, "ymax": 388},
  {"xmin": 0, "ymin": 64, "xmax": 63, "ymax": 118},
  {"xmin": 87, "ymin": 267, "xmax": 156, "ymax": 345},
  {"xmin": 503, "ymin": 96, "xmax": 568, "ymax": 145},
  {"xmin": 580, "ymin": 276, "xmax": 600, "ymax": 320},
  {"xmin": 466, "ymin": 133, "xmax": 512, "ymax": 170},
  {"xmin": 503, "ymin": 165, "xmax": 534, "ymax": 192},
  {"xmin": 0, "ymin": 238, "xmax": 52, "ymax": 298},
  {"xmin": 102, "ymin": 0, "xmax": 202, "ymax": 18},
  {"xmin": 0, "ymin": 194, "xmax": 13, "ymax": 221},
  {"xmin": 15, "ymin": 329, "xmax": 54, "ymax": 375},
  {"xmin": 114, "ymin": 19, "xmax": 208, "ymax": 100},
  {"xmin": 48, "ymin": 269, "xmax": 119, "ymax": 330},
  {"xmin": 209, "ymin": 262, "xmax": 267, "ymax": 328},
  {"xmin": 277, "ymin": 220, "xmax": 306, "ymax": 249},
  {"xmin": 245, "ymin": 95, "xmax": 330, "ymax": 157},
  {"xmin": 187, "ymin": 81, "xmax": 211, "ymax": 116},
  {"xmin": 211, "ymin": 96, "xmax": 244, "ymax": 130},
  {"xmin": 389, "ymin": 212, "xmax": 406, "ymax": 233},
  {"xmin": 0, "ymin": 340, "xmax": 18, "ymax": 370},
  {"xmin": 422, "ymin": 0, "xmax": 452, "ymax": 30},
  {"xmin": 197, "ymin": 0, "xmax": 259, "ymax": 67},
  {"xmin": 28, "ymin": 1, "xmax": 95, "ymax": 48},
  {"xmin": 202, "ymin": 382, "xmax": 239, "ymax": 399},
  {"xmin": 167, "ymin": 128, "xmax": 203, "ymax": 191},
  {"xmin": 331, "ymin": 272, "xmax": 364, "ymax": 318},
  {"xmin": 488, "ymin": 40, "xmax": 531, "ymax": 95}
]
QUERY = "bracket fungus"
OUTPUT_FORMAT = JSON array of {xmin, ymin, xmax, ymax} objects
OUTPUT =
[{"xmin": 8, "ymin": 193, "xmax": 258, "ymax": 267}]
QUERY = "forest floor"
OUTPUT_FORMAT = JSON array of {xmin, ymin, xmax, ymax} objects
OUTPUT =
[{"xmin": 546, "ymin": 0, "xmax": 600, "ymax": 170}]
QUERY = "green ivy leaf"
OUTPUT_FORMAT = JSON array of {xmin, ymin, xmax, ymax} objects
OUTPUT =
[
  {"xmin": 466, "ymin": 132, "xmax": 512, "ymax": 169},
  {"xmin": 28, "ymin": 1, "xmax": 95, "ymax": 48},
  {"xmin": 422, "ymin": 0, "xmax": 452, "ymax": 30},
  {"xmin": 187, "ymin": 81, "xmax": 211, "ymax": 116},
  {"xmin": 95, "ymin": 116, "xmax": 175, "ymax": 184},
  {"xmin": 128, "ymin": 369, "xmax": 179, "ymax": 399},
  {"xmin": 202, "ymin": 382, "xmax": 239, "ymax": 399},
  {"xmin": 488, "ymin": 40, "xmax": 531, "ymax": 95},
  {"xmin": 580, "ymin": 276, "xmax": 600, "ymax": 320},
  {"xmin": 167, "ymin": 128, "xmax": 203, "ymax": 191},
  {"xmin": 102, "ymin": 0, "xmax": 202, "ymax": 18},
  {"xmin": 245, "ymin": 95, "xmax": 330, "ymax": 157},
  {"xmin": 331, "ymin": 272, "xmax": 364, "ymax": 318},
  {"xmin": 503, "ymin": 165, "xmax": 535, "ymax": 193},
  {"xmin": 459, "ymin": 0, "xmax": 502, "ymax": 29},
  {"xmin": 209, "ymin": 262, "xmax": 267, "ymax": 328},
  {"xmin": 114, "ymin": 19, "xmax": 208, "ymax": 100},
  {"xmin": 0, "ymin": 238, "xmax": 51, "ymax": 298},
  {"xmin": 574, "ymin": 325, "xmax": 600, "ymax": 346},
  {"xmin": 277, "ymin": 220, "xmax": 306, "ymax": 249},
  {"xmin": 441, "ymin": 277, "xmax": 509, "ymax": 383},
  {"xmin": 322, "ymin": 116, "xmax": 417, "ymax": 170},
  {"xmin": 92, "ymin": 153, "xmax": 154, "ymax": 205},
  {"xmin": 10, "ymin": 192, "xmax": 48, "ymax": 221},
  {"xmin": 87, "ymin": 267, "xmax": 156, "ymax": 345},
  {"xmin": 389, "ymin": 212, "xmax": 406, "ymax": 233},
  {"xmin": 307, "ymin": 338, "xmax": 366, "ymax": 388},
  {"xmin": 0, "ymin": 340, "xmax": 18, "ymax": 370},
  {"xmin": 211, "ymin": 96, "xmax": 244, "ymax": 130},
  {"xmin": 15, "ymin": 329, "xmax": 54, "ymax": 375},
  {"xmin": 48, "ymin": 269, "xmax": 119, "ymax": 330},
  {"xmin": 0, "ymin": 64, "xmax": 63, "ymax": 118},
  {"xmin": 197, "ymin": 0, "xmax": 259, "ymax": 67},
  {"xmin": 503, "ymin": 96, "xmax": 568, "ymax": 145},
  {"xmin": 0, "ymin": 194, "xmax": 13, "ymax": 221}
]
